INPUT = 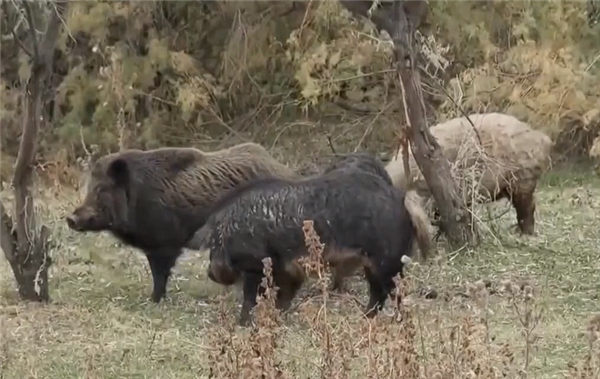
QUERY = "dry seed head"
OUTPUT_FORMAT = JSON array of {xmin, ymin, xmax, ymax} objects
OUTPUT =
[
  {"xmin": 474, "ymin": 280, "xmax": 486, "ymax": 291},
  {"xmin": 523, "ymin": 285, "xmax": 535, "ymax": 301},
  {"xmin": 500, "ymin": 279, "xmax": 513, "ymax": 293},
  {"xmin": 509, "ymin": 284, "xmax": 520, "ymax": 295},
  {"xmin": 587, "ymin": 314, "xmax": 600, "ymax": 343},
  {"xmin": 301, "ymin": 219, "xmax": 328, "ymax": 279}
]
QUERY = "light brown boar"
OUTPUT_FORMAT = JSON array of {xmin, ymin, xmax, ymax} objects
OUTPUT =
[{"xmin": 385, "ymin": 113, "xmax": 553, "ymax": 235}]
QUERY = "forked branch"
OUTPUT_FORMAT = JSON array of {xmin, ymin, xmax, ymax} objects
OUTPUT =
[
  {"xmin": 11, "ymin": 0, "xmax": 67, "ymax": 248},
  {"xmin": 1, "ymin": 1, "xmax": 33, "ymax": 56},
  {"xmin": 2, "ymin": 0, "xmax": 68, "ymax": 301}
]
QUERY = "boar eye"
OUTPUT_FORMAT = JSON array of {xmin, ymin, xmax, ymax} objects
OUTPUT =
[{"xmin": 94, "ymin": 184, "xmax": 111, "ymax": 200}]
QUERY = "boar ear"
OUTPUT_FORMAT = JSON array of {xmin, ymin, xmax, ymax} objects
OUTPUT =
[{"xmin": 107, "ymin": 158, "xmax": 129, "ymax": 186}]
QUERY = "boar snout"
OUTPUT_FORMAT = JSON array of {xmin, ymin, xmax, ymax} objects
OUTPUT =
[
  {"xmin": 65, "ymin": 214, "xmax": 79, "ymax": 230},
  {"xmin": 66, "ymin": 207, "xmax": 103, "ymax": 232}
]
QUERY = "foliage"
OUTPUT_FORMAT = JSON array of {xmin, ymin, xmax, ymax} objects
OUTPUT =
[
  {"xmin": 432, "ymin": 1, "xmax": 600, "ymax": 158},
  {"xmin": 1, "ymin": 0, "xmax": 599, "ymax": 171}
]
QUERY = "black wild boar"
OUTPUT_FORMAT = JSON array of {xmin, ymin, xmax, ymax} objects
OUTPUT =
[
  {"xmin": 199, "ymin": 154, "xmax": 432, "ymax": 326},
  {"xmin": 320, "ymin": 152, "xmax": 431, "ymax": 291},
  {"xmin": 322, "ymin": 151, "xmax": 394, "ymax": 186}
]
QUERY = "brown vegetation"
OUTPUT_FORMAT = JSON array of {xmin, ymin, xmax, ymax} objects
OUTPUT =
[
  {"xmin": 1, "ymin": 1, "xmax": 598, "ymax": 166},
  {"xmin": 202, "ymin": 215, "xmax": 600, "ymax": 379}
]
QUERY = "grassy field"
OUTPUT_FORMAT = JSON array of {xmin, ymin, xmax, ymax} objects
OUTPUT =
[{"xmin": 1, "ymin": 165, "xmax": 599, "ymax": 379}]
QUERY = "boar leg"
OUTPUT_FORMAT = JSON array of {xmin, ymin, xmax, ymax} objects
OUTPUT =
[
  {"xmin": 146, "ymin": 249, "xmax": 181, "ymax": 303},
  {"xmin": 511, "ymin": 186, "xmax": 536, "ymax": 235},
  {"xmin": 330, "ymin": 262, "xmax": 355, "ymax": 292},
  {"xmin": 363, "ymin": 264, "xmax": 399, "ymax": 318},
  {"xmin": 363, "ymin": 267, "xmax": 387, "ymax": 318},
  {"xmin": 239, "ymin": 271, "xmax": 263, "ymax": 327},
  {"xmin": 274, "ymin": 272, "xmax": 303, "ymax": 312},
  {"xmin": 330, "ymin": 268, "xmax": 346, "ymax": 292}
]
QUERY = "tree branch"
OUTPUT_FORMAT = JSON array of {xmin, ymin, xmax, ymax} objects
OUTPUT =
[
  {"xmin": 339, "ymin": 0, "xmax": 475, "ymax": 247},
  {"xmin": 39, "ymin": 1, "xmax": 68, "ymax": 65},
  {"xmin": 1, "ymin": 1, "xmax": 33, "ymax": 57},
  {"xmin": 21, "ymin": 1, "xmax": 39, "ymax": 58},
  {"xmin": 339, "ymin": 0, "xmax": 428, "ymax": 41},
  {"xmin": 12, "ymin": 1, "xmax": 67, "ymax": 191}
]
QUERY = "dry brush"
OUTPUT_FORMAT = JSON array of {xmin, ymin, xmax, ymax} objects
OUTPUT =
[{"xmin": 205, "ymin": 218, "xmax": 600, "ymax": 379}]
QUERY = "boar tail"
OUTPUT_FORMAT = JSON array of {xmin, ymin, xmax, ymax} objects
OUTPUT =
[{"xmin": 403, "ymin": 190, "xmax": 433, "ymax": 262}]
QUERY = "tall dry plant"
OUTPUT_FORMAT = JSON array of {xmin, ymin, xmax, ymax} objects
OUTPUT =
[
  {"xmin": 566, "ymin": 314, "xmax": 600, "ymax": 379},
  {"xmin": 206, "ymin": 257, "xmax": 289, "ymax": 379},
  {"xmin": 354, "ymin": 273, "xmax": 421, "ymax": 379},
  {"xmin": 98, "ymin": 47, "xmax": 136, "ymax": 152},
  {"xmin": 245, "ymin": 257, "xmax": 288, "ymax": 379},
  {"xmin": 206, "ymin": 293, "xmax": 241, "ymax": 379},
  {"xmin": 298, "ymin": 219, "xmax": 422, "ymax": 379},
  {"xmin": 502, "ymin": 280, "xmax": 544, "ymax": 374},
  {"xmin": 299, "ymin": 219, "xmax": 355, "ymax": 379}
]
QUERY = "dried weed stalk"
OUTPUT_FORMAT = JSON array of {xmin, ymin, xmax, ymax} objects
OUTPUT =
[
  {"xmin": 299, "ymin": 219, "xmax": 355, "ymax": 379},
  {"xmin": 207, "ymin": 294, "xmax": 241, "ymax": 379},
  {"xmin": 502, "ymin": 280, "xmax": 544, "ymax": 376},
  {"xmin": 207, "ymin": 258, "xmax": 289, "ymax": 379},
  {"xmin": 300, "ymin": 219, "xmax": 332, "ymax": 306},
  {"xmin": 355, "ymin": 273, "xmax": 421, "ymax": 379},
  {"xmin": 246, "ymin": 257, "xmax": 288, "ymax": 379},
  {"xmin": 420, "ymin": 279, "xmax": 525, "ymax": 379},
  {"xmin": 567, "ymin": 314, "xmax": 600, "ymax": 379},
  {"xmin": 427, "ymin": 129, "xmax": 522, "ymax": 245}
]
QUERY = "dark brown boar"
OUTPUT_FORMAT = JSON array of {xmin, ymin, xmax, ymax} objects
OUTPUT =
[{"xmin": 66, "ymin": 142, "xmax": 299, "ymax": 303}]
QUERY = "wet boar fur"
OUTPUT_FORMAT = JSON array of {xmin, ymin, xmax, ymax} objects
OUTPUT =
[
  {"xmin": 200, "ymin": 153, "xmax": 432, "ymax": 326},
  {"xmin": 385, "ymin": 113, "xmax": 553, "ymax": 234},
  {"xmin": 66, "ymin": 142, "xmax": 299, "ymax": 303},
  {"xmin": 317, "ymin": 152, "xmax": 432, "ymax": 291},
  {"xmin": 322, "ymin": 152, "xmax": 394, "ymax": 186}
]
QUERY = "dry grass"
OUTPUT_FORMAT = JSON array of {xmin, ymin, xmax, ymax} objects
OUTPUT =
[{"xmin": 1, "ymin": 165, "xmax": 599, "ymax": 379}]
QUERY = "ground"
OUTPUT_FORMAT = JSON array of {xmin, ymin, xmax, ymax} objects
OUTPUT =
[{"xmin": 1, "ymin": 165, "xmax": 599, "ymax": 379}]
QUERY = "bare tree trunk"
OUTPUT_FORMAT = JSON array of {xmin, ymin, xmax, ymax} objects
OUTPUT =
[
  {"xmin": 338, "ymin": 0, "xmax": 475, "ymax": 247},
  {"xmin": 0, "ymin": 1, "xmax": 68, "ymax": 301}
]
